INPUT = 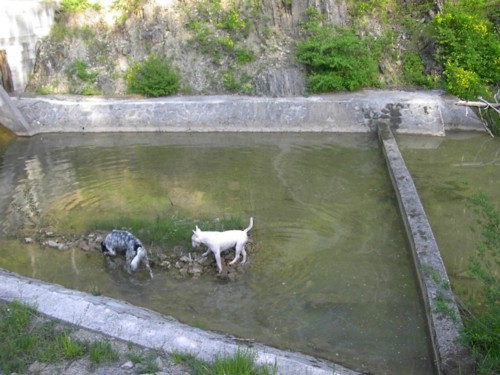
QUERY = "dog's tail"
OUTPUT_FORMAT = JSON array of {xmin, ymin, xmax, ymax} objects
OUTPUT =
[{"xmin": 244, "ymin": 217, "xmax": 254, "ymax": 233}]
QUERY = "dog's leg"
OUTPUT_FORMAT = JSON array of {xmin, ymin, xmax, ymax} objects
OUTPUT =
[
  {"xmin": 241, "ymin": 246, "xmax": 247, "ymax": 264},
  {"xmin": 130, "ymin": 248, "xmax": 154, "ymax": 279},
  {"xmin": 125, "ymin": 250, "xmax": 135, "ymax": 274},
  {"xmin": 141, "ymin": 252, "xmax": 154, "ymax": 279},
  {"xmin": 212, "ymin": 247, "xmax": 223, "ymax": 273},
  {"xmin": 229, "ymin": 244, "xmax": 242, "ymax": 265},
  {"xmin": 229, "ymin": 242, "xmax": 247, "ymax": 265}
]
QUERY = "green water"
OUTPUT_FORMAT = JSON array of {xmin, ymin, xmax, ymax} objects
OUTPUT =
[
  {"xmin": 398, "ymin": 132, "xmax": 500, "ymax": 303},
  {"xmin": 0, "ymin": 132, "xmax": 433, "ymax": 374}
]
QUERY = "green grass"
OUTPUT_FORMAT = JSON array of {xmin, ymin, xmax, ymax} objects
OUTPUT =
[
  {"xmin": 89, "ymin": 341, "xmax": 119, "ymax": 363},
  {"xmin": 126, "ymin": 351, "xmax": 160, "ymax": 373},
  {"xmin": 0, "ymin": 301, "xmax": 85, "ymax": 373},
  {"xmin": 0, "ymin": 301, "xmax": 277, "ymax": 375},
  {"xmin": 90, "ymin": 214, "xmax": 245, "ymax": 248},
  {"xmin": 171, "ymin": 348, "xmax": 278, "ymax": 375}
]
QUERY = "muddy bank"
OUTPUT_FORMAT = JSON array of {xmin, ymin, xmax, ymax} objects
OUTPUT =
[{"xmin": 23, "ymin": 229, "xmax": 256, "ymax": 281}]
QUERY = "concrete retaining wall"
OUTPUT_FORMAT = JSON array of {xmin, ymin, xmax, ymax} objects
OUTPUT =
[
  {"xmin": 0, "ymin": 1, "xmax": 56, "ymax": 93},
  {"xmin": 0, "ymin": 83, "xmax": 31, "ymax": 135},
  {"xmin": 5, "ymin": 89, "xmax": 483, "ymax": 136}
]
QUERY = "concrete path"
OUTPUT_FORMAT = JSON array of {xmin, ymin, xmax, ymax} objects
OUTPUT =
[{"xmin": 0, "ymin": 269, "xmax": 359, "ymax": 375}]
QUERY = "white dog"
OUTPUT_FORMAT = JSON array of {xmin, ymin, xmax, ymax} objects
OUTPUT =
[{"xmin": 191, "ymin": 217, "xmax": 253, "ymax": 273}]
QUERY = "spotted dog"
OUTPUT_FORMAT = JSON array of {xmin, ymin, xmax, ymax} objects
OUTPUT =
[
  {"xmin": 191, "ymin": 217, "xmax": 253, "ymax": 273},
  {"xmin": 101, "ymin": 230, "xmax": 154, "ymax": 279}
]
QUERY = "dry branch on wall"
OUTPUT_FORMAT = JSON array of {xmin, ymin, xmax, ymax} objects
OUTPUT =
[
  {"xmin": 456, "ymin": 100, "xmax": 500, "ymax": 110},
  {"xmin": 455, "ymin": 98, "xmax": 500, "ymax": 137}
]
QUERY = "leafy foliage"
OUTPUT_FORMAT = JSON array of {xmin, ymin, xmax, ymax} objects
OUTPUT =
[
  {"xmin": 60, "ymin": 0, "xmax": 101, "ymax": 13},
  {"xmin": 126, "ymin": 55, "xmax": 180, "ymax": 97},
  {"xmin": 431, "ymin": 3, "xmax": 500, "ymax": 100},
  {"xmin": 296, "ymin": 8, "xmax": 381, "ymax": 93},
  {"xmin": 461, "ymin": 192, "xmax": 500, "ymax": 374},
  {"xmin": 184, "ymin": 0, "xmax": 254, "ymax": 65},
  {"xmin": 402, "ymin": 52, "xmax": 439, "ymax": 88},
  {"xmin": 66, "ymin": 59, "xmax": 97, "ymax": 82},
  {"xmin": 65, "ymin": 59, "xmax": 100, "ymax": 95},
  {"xmin": 111, "ymin": 0, "xmax": 146, "ymax": 24}
]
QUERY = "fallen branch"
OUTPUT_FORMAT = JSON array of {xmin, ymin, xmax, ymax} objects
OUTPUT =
[
  {"xmin": 477, "ymin": 107, "xmax": 495, "ymax": 137},
  {"xmin": 455, "ymin": 100, "xmax": 500, "ymax": 109},
  {"xmin": 478, "ymin": 97, "xmax": 500, "ymax": 115},
  {"xmin": 455, "ymin": 98, "xmax": 499, "ymax": 137}
]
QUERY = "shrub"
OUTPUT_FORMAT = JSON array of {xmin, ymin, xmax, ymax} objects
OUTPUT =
[
  {"xmin": 66, "ymin": 59, "xmax": 97, "ymax": 82},
  {"xmin": 402, "ymin": 52, "xmax": 439, "ymax": 88},
  {"xmin": 443, "ymin": 60, "xmax": 488, "ymax": 99},
  {"xmin": 431, "ymin": 4, "xmax": 500, "ymax": 100},
  {"xmin": 296, "ymin": 9, "xmax": 381, "ymax": 93},
  {"xmin": 234, "ymin": 48, "xmax": 254, "ymax": 65},
  {"xmin": 126, "ymin": 55, "xmax": 180, "ymax": 97},
  {"xmin": 222, "ymin": 70, "xmax": 253, "ymax": 94},
  {"xmin": 60, "ymin": 0, "xmax": 101, "ymax": 13}
]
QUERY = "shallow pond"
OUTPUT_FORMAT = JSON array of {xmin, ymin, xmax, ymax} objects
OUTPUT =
[
  {"xmin": 0, "ymin": 132, "xmax": 433, "ymax": 374},
  {"xmin": 398, "ymin": 132, "xmax": 500, "ymax": 303}
]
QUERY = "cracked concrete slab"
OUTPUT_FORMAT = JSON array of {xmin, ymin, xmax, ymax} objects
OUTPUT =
[{"xmin": 0, "ymin": 269, "xmax": 359, "ymax": 375}]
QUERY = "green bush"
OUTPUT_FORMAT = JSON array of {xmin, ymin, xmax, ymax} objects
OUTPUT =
[
  {"xmin": 402, "ymin": 52, "xmax": 439, "ymax": 88},
  {"xmin": 66, "ymin": 59, "xmax": 97, "ymax": 82},
  {"xmin": 60, "ymin": 0, "xmax": 101, "ymax": 13},
  {"xmin": 431, "ymin": 4, "xmax": 500, "ymax": 100},
  {"xmin": 126, "ymin": 55, "xmax": 180, "ymax": 97},
  {"xmin": 296, "ymin": 9, "xmax": 381, "ymax": 93}
]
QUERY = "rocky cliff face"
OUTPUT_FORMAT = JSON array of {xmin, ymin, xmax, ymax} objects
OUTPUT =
[{"xmin": 25, "ymin": 0, "xmax": 435, "ymax": 97}]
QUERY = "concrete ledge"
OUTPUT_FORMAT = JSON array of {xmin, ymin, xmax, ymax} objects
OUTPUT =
[
  {"xmin": 8, "ymin": 90, "xmax": 483, "ymax": 136},
  {"xmin": 0, "ymin": 269, "xmax": 359, "ymax": 375},
  {"xmin": 377, "ymin": 122, "xmax": 474, "ymax": 375}
]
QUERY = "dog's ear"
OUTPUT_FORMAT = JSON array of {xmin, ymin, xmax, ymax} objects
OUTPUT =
[{"xmin": 195, "ymin": 225, "xmax": 200, "ymax": 232}]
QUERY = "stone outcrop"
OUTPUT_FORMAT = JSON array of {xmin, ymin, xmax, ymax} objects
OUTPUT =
[{"xmin": 23, "ymin": 0, "xmax": 442, "ymax": 97}]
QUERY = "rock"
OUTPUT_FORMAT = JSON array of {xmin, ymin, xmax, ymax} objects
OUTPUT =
[
  {"xmin": 46, "ymin": 240, "xmax": 68, "ymax": 251},
  {"xmin": 188, "ymin": 263, "xmax": 203, "ymax": 276},
  {"xmin": 121, "ymin": 360, "xmax": 134, "ymax": 369},
  {"xmin": 24, "ymin": 237, "xmax": 33, "ymax": 244},
  {"xmin": 159, "ymin": 260, "xmax": 171, "ymax": 269}
]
